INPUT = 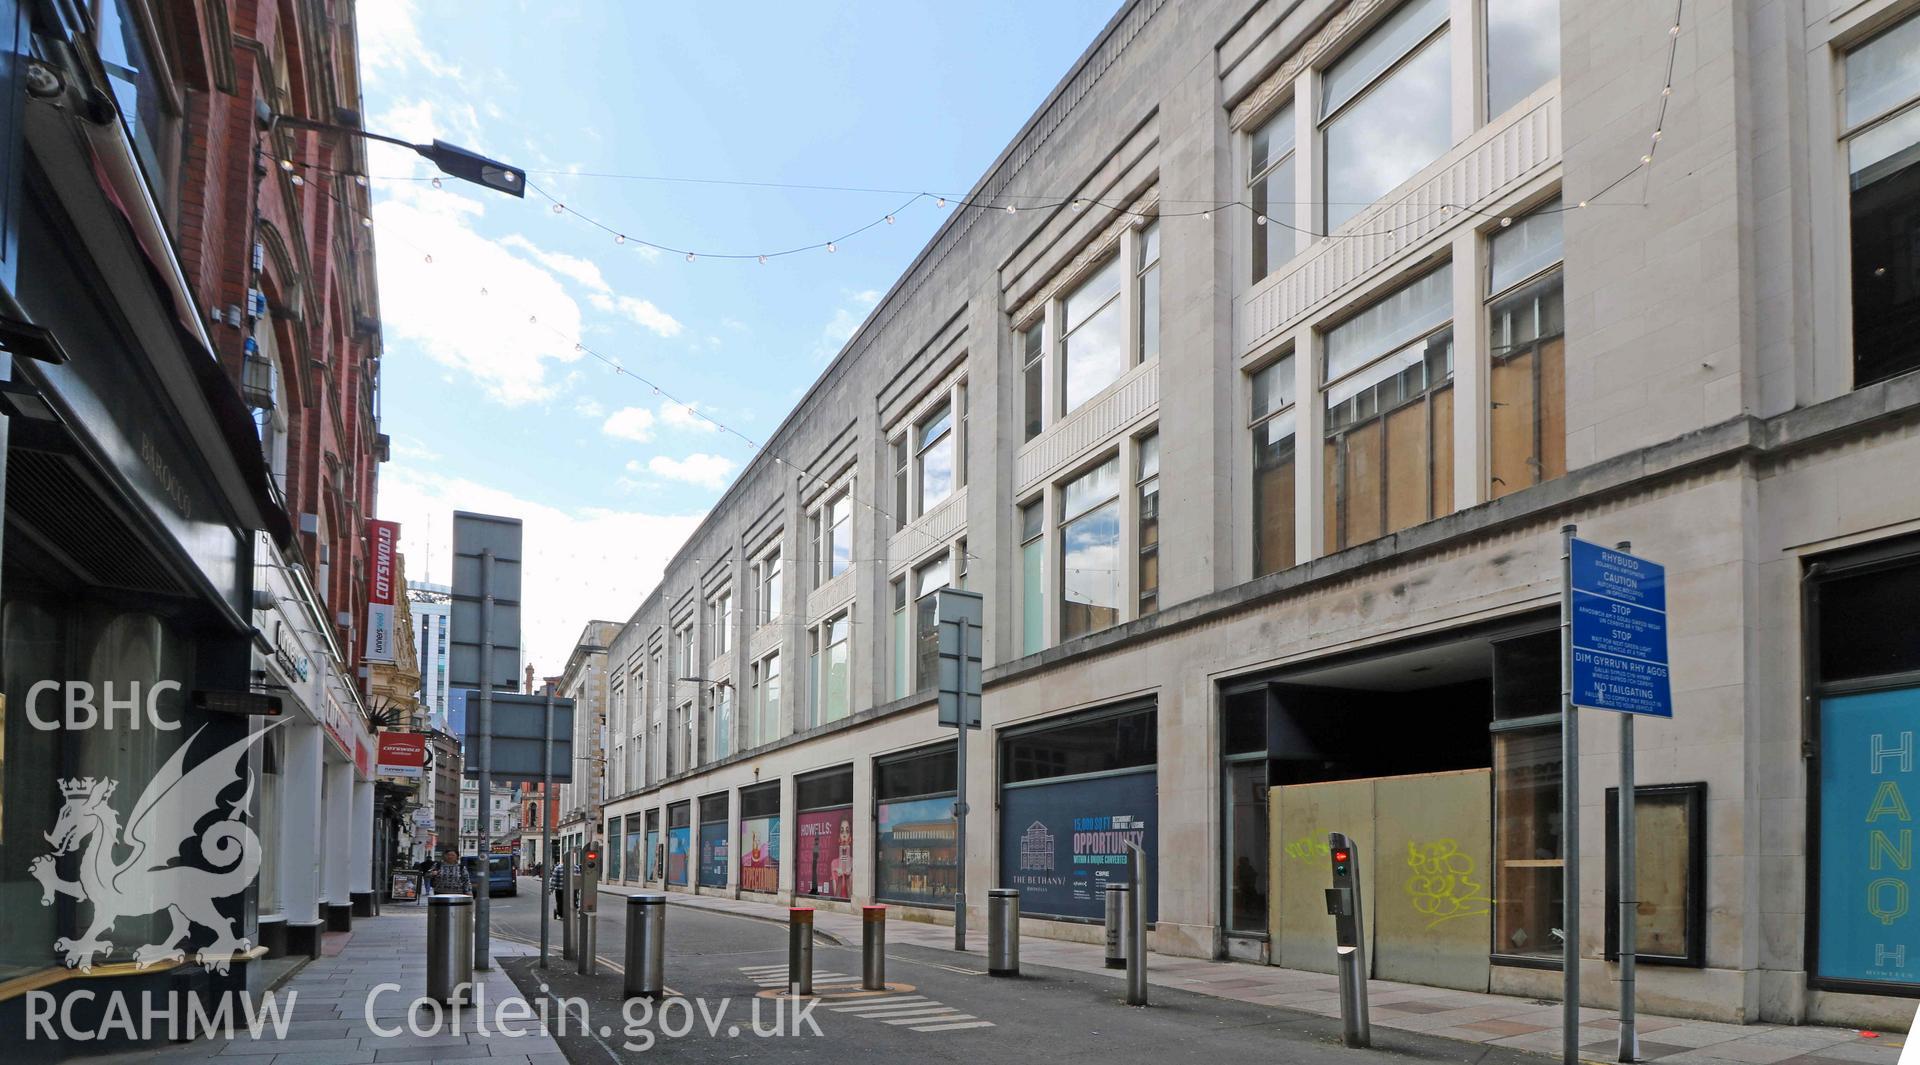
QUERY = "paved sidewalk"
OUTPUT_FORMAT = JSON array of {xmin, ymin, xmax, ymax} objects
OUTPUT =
[
  {"xmin": 605, "ymin": 886, "xmax": 1905, "ymax": 1065},
  {"xmin": 91, "ymin": 908, "xmax": 564, "ymax": 1064}
]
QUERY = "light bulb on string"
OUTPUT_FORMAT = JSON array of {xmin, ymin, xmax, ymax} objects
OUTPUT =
[
  {"xmin": 757, "ymin": 255, "xmax": 767, "ymax": 264},
  {"xmin": 1499, "ymin": 217, "xmax": 1512, "ymax": 227},
  {"xmin": 552, "ymin": 203, "xmax": 564, "ymax": 214},
  {"xmin": 290, "ymin": 174, "xmax": 304, "ymax": 187},
  {"xmin": 423, "ymin": 254, "xmax": 433, "ymax": 264},
  {"xmin": 826, "ymin": 242, "xmax": 837, "ymax": 253},
  {"xmin": 936, "ymin": 197, "xmax": 946, "ymax": 208},
  {"xmin": 431, "ymin": 177, "xmax": 442, "ymax": 189},
  {"xmin": 279, "ymin": 159, "xmax": 294, "ymax": 172},
  {"xmin": 1005, "ymin": 204, "xmax": 1017, "ymax": 214},
  {"xmin": 1255, "ymin": 215, "xmax": 1267, "ymax": 226},
  {"xmin": 885, "ymin": 215, "xmax": 895, "ymax": 225},
  {"xmin": 615, "ymin": 234, "xmax": 626, "ymax": 244},
  {"xmin": 354, "ymin": 175, "xmax": 368, "ymax": 188},
  {"xmin": 686, "ymin": 252, "xmax": 696, "ymax": 262}
]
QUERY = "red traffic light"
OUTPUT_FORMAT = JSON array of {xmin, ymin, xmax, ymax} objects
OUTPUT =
[
  {"xmin": 585, "ymin": 849, "xmax": 599, "ymax": 862},
  {"xmin": 1333, "ymin": 849, "xmax": 1350, "ymax": 863}
]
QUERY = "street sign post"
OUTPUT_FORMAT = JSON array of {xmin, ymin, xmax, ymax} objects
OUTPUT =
[
  {"xmin": 1565, "ymin": 535, "xmax": 1670, "ymax": 1065},
  {"xmin": 935, "ymin": 588, "xmax": 984, "ymax": 951},
  {"xmin": 451, "ymin": 512, "xmax": 523, "ymax": 972}
]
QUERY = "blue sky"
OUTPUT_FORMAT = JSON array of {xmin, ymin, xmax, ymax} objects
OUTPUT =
[{"xmin": 360, "ymin": 0, "xmax": 1122, "ymax": 673}]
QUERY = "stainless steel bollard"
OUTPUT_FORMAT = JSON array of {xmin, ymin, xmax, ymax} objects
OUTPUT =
[
  {"xmin": 577, "ymin": 911, "xmax": 598, "ymax": 975},
  {"xmin": 560, "ymin": 872, "xmax": 575, "ymax": 961},
  {"xmin": 1125, "ymin": 841, "xmax": 1149, "ymax": 1006},
  {"xmin": 1103, "ymin": 883, "xmax": 1131, "ymax": 970},
  {"xmin": 426, "ymin": 894, "xmax": 475, "ymax": 1005},
  {"xmin": 861, "ymin": 905, "xmax": 887, "ymax": 990},
  {"xmin": 987, "ymin": 888, "xmax": 1019, "ymax": 977},
  {"xmin": 625, "ymin": 894, "xmax": 667, "ymax": 999},
  {"xmin": 787, "ymin": 907, "xmax": 814, "ymax": 995}
]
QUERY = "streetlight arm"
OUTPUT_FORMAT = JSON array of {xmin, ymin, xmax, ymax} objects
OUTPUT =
[{"xmin": 266, "ymin": 113, "xmax": 526, "ymax": 198}]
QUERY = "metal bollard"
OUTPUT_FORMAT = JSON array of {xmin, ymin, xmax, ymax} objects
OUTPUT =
[
  {"xmin": 560, "ymin": 875, "xmax": 574, "ymax": 961},
  {"xmin": 577, "ymin": 910, "xmax": 598, "ymax": 975},
  {"xmin": 987, "ymin": 888, "xmax": 1019, "ymax": 977},
  {"xmin": 625, "ymin": 894, "xmax": 666, "ymax": 998},
  {"xmin": 861, "ymin": 905, "xmax": 887, "ymax": 990},
  {"xmin": 1103, "ymin": 883, "xmax": 1131, "ymax": 970},
  {"xmin": 787, "ymin": 907, "xmax": 814, "ymax": 995},
  {"xmin": 426, "ymin": 894, "xmax": 475, "ymax": 1005},
  {"xmin": 1125, "ymin": 841, "xmax": 1149, "ymax": 1006}
]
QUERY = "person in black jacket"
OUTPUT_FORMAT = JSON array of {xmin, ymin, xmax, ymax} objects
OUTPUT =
[{"xmin": 429, "ymin": 848, "xmax": 473, "ymax": 895}]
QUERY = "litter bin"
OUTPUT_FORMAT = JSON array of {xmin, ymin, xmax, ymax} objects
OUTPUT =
[
  {"xmin": 1104, "ymin": 883, "xmax": 1131, "ymax": 970},
  {"xmin": 426, "ymin": 894, "xmax": 474, "ymax": 1004},
  {"xmin": 987, "ymin": 888, "xmax": 1019, "ymax": 977},
  {"xmin": 625, "ymin": 894, "xmax": 666, "ymax": 999}
]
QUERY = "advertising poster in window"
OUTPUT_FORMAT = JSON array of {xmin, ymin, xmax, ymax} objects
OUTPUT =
[
  {"xmin": 876, "ymin": 796, "xmax": 958, "ymax": 906},
  {"xmin": 740, "ymin": 815, "xmax": 780, "ymax": 893},
  {"xmin": 667, "ymin": 826, "xmax": 691, "ymax": 886},
  {"xmin": 795, "ymin": 807, "xmax": 853, "ymax": 899},
  {"xmin": 645, "ymin": 829, "xmax": 660, "ymax": 880},
  {"xmin": 699, "ymin": 821, "xmax": 729, "ymax": 887},
  {"xmin": 1000, "ymin": 770, "xmax": 1157, "ymax": 920},
  {"xmin": 1818, "ymin": 688, "xmax": 1920, "ymax": 986}
]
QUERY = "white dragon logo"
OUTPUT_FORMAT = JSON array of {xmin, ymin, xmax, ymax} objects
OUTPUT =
[{"xmin": 29, "ymin": 721, "xmax": 284, "ymax": 975}]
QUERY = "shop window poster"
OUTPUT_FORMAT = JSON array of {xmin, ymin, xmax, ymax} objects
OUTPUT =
[
  {"xmin": 645, "ymin": 829, "xmax": 660, "ymax": 881},
  {"xmin": 699, "ymin": 821, "xmax": 729, "ymax": 887},
  {"xmin": 1000, "ymin": 770, "xmax": 1157, "ymax": 921},
  {"xmin": 741, "ymin": 815, "xmax": 780, "ymax": 894},
  {"xmin": 1819, "ymin": 688, "xmax": 1920, "ymax": 986},
  {"xmin": 796, "ymin": 807, "xmax": 853, "ymax": 899},
  {"xmin": 876, "ymin": 796, "xmax": 958, "ymax": 906},
  {"xmin": 667, "ymin": 825, "xmax": 691, "ymax": 886}
]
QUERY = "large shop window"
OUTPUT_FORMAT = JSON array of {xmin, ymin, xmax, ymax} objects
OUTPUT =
[
  {"xmin": 1490, "ymin": 630, "xmax": 1565, "ymax": 965},
  {"xmin": 666, "ymin": 802, "xmax": 692, "ymax": 886},
  {"xmin": 874, "ymin": 745, "xmax": 958, "ymax": 906},
  {"xmin": 739, "ymin": 782, "xmax": 781, "ymax": 894},
  {"xmin": 624, "ymin": 817, "xmax": 643, "ymax": 885},
  {"xmin": 1488, "ymin": 201, "xmax": 1567, "ymax": 498},
  {"xmin": 1221, "ymin": 688, "xmax": 1271, "ymax": 936},
  {"xmin": 645, "ymin": 809, "xmax": 662, "ymax": 881},
  {"xmin": 1321, "ymin": 0, "xmax": 1452, "ymax": 233},
  {"xmin": 698, "ymin": 794, "xmax": 730, "ymax": 888},
  {"xmin": 796, "ymin": 766, "xmax": 854, "ymax": 900},
  {"xmin": 1001, "ymin": 705, "xmax": 1158, "ymax": 921},
  {"xmin": 608, "ymin": 815, "xmax": 625, "ymax": 881},
  {"xmin": 1844, "ymin": 12, "xmax": 1920, "ymax": 388},
  {"xmin": 1250, "ymin": 355, "xmax": 1297, "ymax": 578},
  {"xmin": 1811, "ymin": 544, "xmax": 1920, "ymax": 991},
  {"xmin": 1323, "ymin": 266, "xmax": 1455, "ymax": 551},
  {"xmin": 1060, "ymin": 457, "xmax": 1122, "ymax": 639}
]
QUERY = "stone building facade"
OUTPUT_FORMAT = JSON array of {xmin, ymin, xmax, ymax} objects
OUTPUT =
[{"xmin": 591, "ymin": 0, "xmax": 1920, "ymax": 1028}]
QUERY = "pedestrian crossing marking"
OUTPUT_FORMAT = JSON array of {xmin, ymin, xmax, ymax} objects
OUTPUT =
[{"xmin": 738, "ymin": 966, "xmax": 993, "ymax": 1034}]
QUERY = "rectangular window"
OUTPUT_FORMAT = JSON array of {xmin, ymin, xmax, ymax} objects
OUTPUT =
[
  {"xmin": 1251, "ymin": 355, "xmax": 1297, "ymax": 577},
  {"xmin": 913, "ymin": 555, "xmax": 953, "ymax": 693},
  {"xmin": 1137, "ymin": 433, "xmax": 1160, "ymax": 614},
  {"xmin": 713, "ymin": 589, "xmax": 732, "ymax": 655},
  {"xmin": 1486, "ymin": 0, "xmax": 1559, "ymax": 119},
  {"xmin": 1321, "ymin": 0, "xmax": 1452, "ymax": 232},
  {"xmin": 747, "ymin": 661, "xmax": 762, "ymax": 748},
  {"xmin": 1844, "ymin": 13, "xmax": 1920, "ymax": 388},
  {"xmin": 796, "ymin": 766, "xmax": 854, "ymax": 900},
  {"xmin": 893, "ymin": 436, "xmax": 910, "ymax": 531},
  {"xmin": 808, "ymin": 629, "xmax": 820, "ymax": 728},
  {"xmin": 1060, "ymin": 457, "xmax": 1122, "ymax": 639},
  {"xmin": 760, "ymin": 652, "xmax": 781, "ymax": 741},
  {"xmin": 1488, "ymin": 201, "xmax": 1567, "ymax": 498},
  {"xmin": 917, "ymin": 401, "xmax": 956, "ymax": 513},
  {"xmin": 756, "ymin": 543, "xmax": 782, "ymax": 626},
  {"xmin": 1604, "ymin": 783, "xmax": 1706, "ymax": 967},
  {"xmin": 1062, "ymin": 258, "xmax": 1126, "ymax": 414},
  {"xmin": 892, "ymin": 578, "xmax": 909, "ymax": 700},
  {"xmin": 828, "ymin": 492, "xmax": 852, "ymax": 579},
  {"xmin": 1249, "ymin": 103, "xmax": 1297, "ymax": 281},
  {"xmin": 808, "ymin": 513, "xmax": 823, "ymax": 588},
  {"xmin": 1022, "ymin": 322, "xmax": 1046, "ymax": 440},
  {"xmin": 875, "ymin": 744, "xmax": 959, "ymax": 906},
  {"xmin": 1020, "ymin": 502, "xmax": 1045, "ymax": 654},
  {"xmin": 97, "ymin": 0, "xmax": 178, "ymax": 211},
  {"xmin": 1323, "ymin": 266, "xmax": 1455, "ymax": 550},
  {"xmin": 823, "ymin": 612, "xmax": 850, "ymax": 722},
  {"xmin": 713, "ymin": 684, "xmax": 732, "ymax": 761},
  {"xmin": 1137, "ymin": 222, "xmax": 1161, "ymax": 364}
]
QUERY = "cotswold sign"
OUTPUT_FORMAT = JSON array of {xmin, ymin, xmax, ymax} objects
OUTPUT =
[{"xmin": 365, "ymin": 519, "xmax": 400, "ymax": 663}]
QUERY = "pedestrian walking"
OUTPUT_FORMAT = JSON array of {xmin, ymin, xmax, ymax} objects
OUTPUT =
[{"xmin": 429, "ymin": 847, "xmax": 473, "ymax": 895}]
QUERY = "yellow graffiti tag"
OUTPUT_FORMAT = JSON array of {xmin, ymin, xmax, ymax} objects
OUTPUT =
[
  {"xmin": 1404, "ymin": 838, "xmax": 1492, "ymax": 929},
  {"xmin": 1285, "ymin": 835, "xmax": 1331, "ymax": 863}
]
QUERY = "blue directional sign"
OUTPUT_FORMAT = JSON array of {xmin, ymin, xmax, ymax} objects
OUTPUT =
[{"xmin": 1569, "ymin": 539, "xmax": 1672, "ymax": 717}]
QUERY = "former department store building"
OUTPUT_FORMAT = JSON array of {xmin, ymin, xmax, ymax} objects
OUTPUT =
[{"xmin": 593, "ymin": 0, "xmax": 1920, "ymax": 1027}]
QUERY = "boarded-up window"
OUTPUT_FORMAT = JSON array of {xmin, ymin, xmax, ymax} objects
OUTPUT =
[
  {"xmin": 1251, "ymin": 357, "xmax": 1297, "ymax": 577},
  {"xmin": 1323, "ymin": 327, "xmax": 1454, "ymax": 551},
  {"xmin": 1489, "ymin": 272, "xmax": 1566, "ymax": 498}
]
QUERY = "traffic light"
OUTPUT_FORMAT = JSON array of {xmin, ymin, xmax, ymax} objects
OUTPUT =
[{"xmin": 580, "ymin": 841, "xmax": 601, "ymax": 909}]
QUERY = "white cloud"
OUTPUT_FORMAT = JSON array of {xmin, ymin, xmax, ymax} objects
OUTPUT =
[
  {"xmin": 812, "ymin": 288, "xmax": 884, "ymax": 364},
  {"xmin": 370, "ymin": 183, "xmax": 583, "ymax": 404},
  {"xmin": 357, "ymin": 0, "xmax": 463, "ymax": 86},
  {"xmin": 501, "ymin": 235, "xmax": 611, "ymax": 294},
  {"xmin": 602, "ymin": 406, "xmax": 657, "ymax": 442},
  {"xmin": 588, "ymin": 293, "xmax": 684, "ymax": 338},
  {"xmin": 659, "ymin": 401, "xmax": 718, "ymax": 433},
  {"xmin": 647, "ymin": 453, "xmax": 738, "ymax": 490},
  {"xmin": 376, "ymin": 465, "xmax": 702, "ymax": 676},
  {"xmin": 574, "ymin": 397, "xmax": 605, "ymax": 419}
]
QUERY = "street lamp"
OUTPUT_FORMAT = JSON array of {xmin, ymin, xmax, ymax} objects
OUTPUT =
[{"xmin": 266, "ymin": 110, "xmax": 525, "ymax": 198}]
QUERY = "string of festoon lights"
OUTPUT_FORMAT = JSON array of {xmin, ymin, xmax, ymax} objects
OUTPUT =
[{"xmin": 296, "ymin": 0, "xmax": 1687, "ymax": 600}]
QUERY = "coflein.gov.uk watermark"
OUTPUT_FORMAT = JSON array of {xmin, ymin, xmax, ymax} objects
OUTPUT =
[{"xmin": 23, "ymin": 985, "xmax": 825, "ymax": 1052}]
